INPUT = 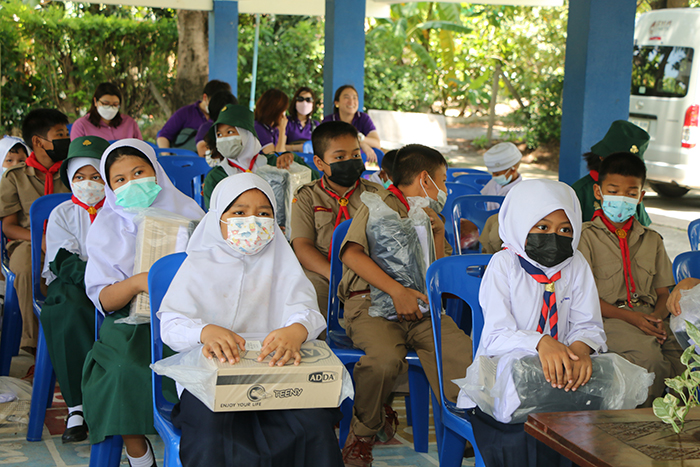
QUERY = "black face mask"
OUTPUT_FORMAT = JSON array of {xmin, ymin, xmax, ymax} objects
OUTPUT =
[
  {"xmin": 524, "ymin": 233, "xmax": 574, "ymax": 268},
  {"xmin": 327, "ymin": 158, "xmax": 365, "ymax": 187},
  {"xmin": 44, "ymin": 138, "xmax": 70, "ymax": 163}
]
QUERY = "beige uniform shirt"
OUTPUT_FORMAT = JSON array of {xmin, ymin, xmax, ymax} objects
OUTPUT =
[
  {"xmin": 578, "ymin": 216, "xmax": 674, "ymax": 308},
  {"xmin": 0, "ymin": 163, "xmax": 69, "ymax": 230},
  {"xmin": 291, "ymin": 177, "xmax": 382, "ymax": 258},
  {"xmin": 479, "ymin": 213, "xmax": 503, "ymax": 254}
]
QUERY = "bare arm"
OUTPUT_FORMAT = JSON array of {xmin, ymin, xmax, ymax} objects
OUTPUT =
[
  {"xmin": 196, "ymin": 140, "xmax": 209, "ymax": 158},
  {"xmin": 1, "ymin": 213, "xmax": 30, "ymax": 242},
  {"xmin": 600, "ymin": 298, "xmax": 666, "ymax": 342},
  {"xmin": 98, "ymin": 272, "xmax": 148, "ymax": 313},
  {"xmin": 292, "ymin": 237, "xmax": 331, "ymax": 280},
  {"xmin": 363, "ymin": 130, "xmax": 381, "ymax": 149},
  {"xmin": 668, "ymin": 277, "xmax": 700, "ymax": 316},
  {"xmin": 156, "ymin": 137, "xmax": 171, "ymax": 148}
]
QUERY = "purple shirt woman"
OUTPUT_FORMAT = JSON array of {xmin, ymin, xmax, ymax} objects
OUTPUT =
[{"xmin": 285, "ymin": 87, "xmax": 320, "ymax": 152}]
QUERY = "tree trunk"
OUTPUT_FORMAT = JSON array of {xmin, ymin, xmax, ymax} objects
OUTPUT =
[
  {"xmin": 172, "ymin": 10, "xmax": 209, "ymax": 110},
  {"xmin": 648, "ymin": 0, "xmax": 689, "ymax": 8}
]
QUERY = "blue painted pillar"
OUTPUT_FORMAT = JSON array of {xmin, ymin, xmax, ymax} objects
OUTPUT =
[
  {"xmin": 558, "ymin": 0, "xmax": 637, "ymax": 184},
  {"xmin": 208, "ymin": 0, "xmax": 238, "ymax": 96},
  {"xmin": 324, "ymin": 0, "xmax": 366, "ymax": 112}
]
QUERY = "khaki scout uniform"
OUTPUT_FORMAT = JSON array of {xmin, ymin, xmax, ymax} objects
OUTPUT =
[
  {"xmin": 338, "ymin": 189, "xmax": 472, "ymax": 438},
  {"xmin": 578, "ymin": 216, "xmax": 683, "ymax": 404},
  {"xmin": 0, "ymin": 163, "xmax": 69, "ymax": 349},
  {"xmin": 290, "ymin": 177, "xmax": 382, "ymax": 318},
  {"xmin": 479, "ymin": 213, "xmax": 503, "ymax": 254}
]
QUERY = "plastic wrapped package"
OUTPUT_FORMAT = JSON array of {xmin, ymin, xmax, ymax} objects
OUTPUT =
[
  {"xmin": 361, "ymin": 192, "xmax": 435, "ymax": 320},
  {"xmin": 671, "ymin": 285, "xmax": 700, "ymax": 351},
  {"xmin": 256, "ymin": 162, "xmax": 312, "ymax": 239},
  {"xmin": 454, "ymin": 351, "xmax": 653, "ymax": 424},
  {"xmin": 116, "ymin": 208, "xmax": 199, "ymax": 325},
  {"xmin": 0, "ymin": 377, "xmax": 32, "ymax": 433}
]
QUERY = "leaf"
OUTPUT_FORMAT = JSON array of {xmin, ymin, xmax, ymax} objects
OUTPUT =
[
  {"xmin": 653, "ymin": 395, "xmax": 677, "ymax": 424},
  {"xmin": 417, "ymin": 20, "xmax": 472, "ymax": 35},
  {"xmin": 408, "ymin": 39, "xmax": 437, "ymax": 70},
  {"xmin": 665, "ymin": 377, "xmax": 688, "ymax": 395},
  {"xmin": 681, "ymin": 345, "xmax": 695, "ymax": 366},
  {"xmin": 687, "ymin": 321, "xmax": 700, "ymax": 348}
]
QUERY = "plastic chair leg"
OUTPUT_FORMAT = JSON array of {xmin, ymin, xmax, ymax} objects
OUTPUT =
[
  {"xmin": 338, "ymin": 395, "xmax": 354, "ymax": 448},
  {"xmin": 26, "ymin": 325, "xmax": 55, "ymax": 441},
  {"xmin": 439, "ymin": 426, "xmax": 468, "ymax": 467},
  {"xmin": 407, "ymin": 365, "xmax": 429, "ymax": 453},
  {"xmin": 431, "ymin": 391, "xmax": 444, "ymax": 452},
  {"xmin": 89, "ymin": 436, "xmax": 124, "ymax": 467},
  {"xmin": 404, "ymin": 395, "xmax": 413, "ymax": 426},
  {"xmin": 0, "ymin": 275, "xmax": 21, "ymax": 376}
]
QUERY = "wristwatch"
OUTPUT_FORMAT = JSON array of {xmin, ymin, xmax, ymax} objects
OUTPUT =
[{"xmin": 358, "ymin": 133, "xmax": 366, "ymax": 142}]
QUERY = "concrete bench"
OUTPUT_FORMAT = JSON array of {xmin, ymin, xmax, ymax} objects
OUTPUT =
[{"xmin": 368, "ymin": 109, "xmax": 458, "ymax": 154}]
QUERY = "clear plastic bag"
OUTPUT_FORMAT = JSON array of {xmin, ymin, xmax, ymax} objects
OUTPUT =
[
  {"xmin": 671, "ymin": 285, "xmax": 700, "ymax": 351},
  {"xmin": 0, "ymin": 377, "xmax": 32, "ymax": 433},
  {"xmin": 454, "ymin": 352, "xmax": 653, "ymax": 424},
  {"xmin": 361, "ymin": 192, "xmax": 435, "ymax": 320},
  {"xmin": 116, "ymin": 208, "xmax": 199, "ymax": 325},
  {"xmin": 256, "ymin": 162, "xmax": 312, "ymax": 240}
]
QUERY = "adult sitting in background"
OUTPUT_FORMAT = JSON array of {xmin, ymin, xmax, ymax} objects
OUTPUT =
[
  {"xmin": 156, "ymin": 79, "xmax": 231, "ymax": 150},
  {"xmin": 70, "ymin": 83, "xmax": 142, "ymax": 141},
  {"xmin": 196, "ymin": 90, "xmax": 238, "ymax": 162},
  {"xmin": 285, "ymin": 86, "xmax": 320, "ymax": 153},
  {"xmin": 322, "ymin": 85, "xmax": 380, "ymax": 162},
  {"xmin": 254, "ymin": 89, "xmax": 291, "ymax": 156}
]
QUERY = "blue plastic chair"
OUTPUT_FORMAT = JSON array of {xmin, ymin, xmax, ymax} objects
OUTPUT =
[
  {"xmin": 447, "ymin": 168, "xmax": 490, "ymax": 182},
  {"xmin": 27, "ymin": 193, "xmax": 71, "ymax": 441},
  {"xmin": 155, "ymin": 148, "xmax": 199, "ymax": 157},
  {"xmin": 149, "ymin": 253, "xmax": 187, "ymax": 467},
  {"xmin": 453, "ymin": 173, "xmax": 491, "ymax": 192},
  {"xmin": 326, "ymin": 220, "xmax": 430, "ymax": 452},
  {"xmin": 689, "ymin": 219, "xmax": 700, "ymax": 251},
  {"xmin": 0, "ymin": 221, "xmax": 22, "ymax": 376},
  {"xmin": 451, "ymin": 195, "xmax": 504, "ymax": 255},
  {"xmin": 442, "ymin": 183, "xmax": 481, "ymax": 250},
  {"xmin": 427, "ymin": 254, "xmax": 491, "ymax": 467},
  {"xmin": 157, "ymin": 156, "xmax": 211, "ymax": 210},
  {"xmin": 673, "ymin": 250, "xmax": 700, "ymax": 282}
]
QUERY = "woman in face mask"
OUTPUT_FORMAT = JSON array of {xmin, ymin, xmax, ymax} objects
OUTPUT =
[
  {"xmin": 82, "ymin": 139, "xmax": 203, "ymax": 467},
  {"xmin": 69, "ymin": 83, "xmax": 143, "ymax": 142},
  {"xmin": 285, "ymin": 87, "xmax": 320, "ymax": 153}
]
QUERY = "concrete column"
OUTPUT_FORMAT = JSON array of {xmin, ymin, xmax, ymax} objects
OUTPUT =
[
  {"xmin": 324, "ymin": 0, "xmax": 366, "ymax": 113},
  {"xmin": 559, "ymin": 0, "xmax": 637, "ymax": 184},
  {"xmin": 208, "ymin": 0, "xmax": 238, "ymax": 96}
]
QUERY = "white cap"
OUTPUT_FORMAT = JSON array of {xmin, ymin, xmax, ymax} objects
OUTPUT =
[{"xmin": 483, "ymin": 142, "xmax": 522, "ymax": 172}]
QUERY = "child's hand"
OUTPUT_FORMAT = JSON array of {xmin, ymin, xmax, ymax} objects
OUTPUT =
[
  {"xmin": 390, "ymin": 286, "xmax": 427, "ymax": 322},
  {"xmin": 276, "ymin": 152, "xmax": 294, "ymax": 170},
  {"xmin": 201, "ymin": 325, "xmax": 246, "ymax": 364},
  {"xmin": 628, "ymin": 310, "xmax": 666, "ymax": 344},
  {"xmin": 667, "ymin": 278, "xmax": 700, "ymax": 316},
  {"xmin": 422, "ymin": 207, "xmax": 445, "ymax": 234},
  {"xmin": 565, "ymin": 341, "xmax": 593, "ymax": 392},
  {"xmin": 536, "ymin": 335, "xmax": 579, "ymax": 389},
  {"xmin": 259, "ymin": 323, "xmax": 308, "ymax": 367}
]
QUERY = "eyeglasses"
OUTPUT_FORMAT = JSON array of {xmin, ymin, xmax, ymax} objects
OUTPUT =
[
  {"xmin": 296, "ymin": 97, "xmax": 313, "ymax": 103},
  {"xmin": 98, "ymin": 101, "xmax": 120, "ymax": 109}
]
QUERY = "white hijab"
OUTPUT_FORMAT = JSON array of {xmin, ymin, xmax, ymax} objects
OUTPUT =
[
  {"xmin": 220, "ymin": 128, "xmax": 266, "ymax": 177},
  {"xmin": 498, "ymin": 179, "xmax": 582, "ymax": 278},
  {"xmin": 85, "ymin": 139, "xmax": 204, "ymax": 312},
  {"xmin": 157, "ymin": 173, "xmax": 322, "ymax": 334},
  {"xmin": 0, "ymin": 136, "xmax": 29, "ymax": 160}
]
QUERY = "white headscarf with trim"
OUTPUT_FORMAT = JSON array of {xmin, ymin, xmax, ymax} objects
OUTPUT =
[{"xmin": 220, "ymin": 128, "xmax": 266, "ymax": 176}]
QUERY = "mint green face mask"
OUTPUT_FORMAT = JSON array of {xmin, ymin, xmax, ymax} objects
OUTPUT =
[{"xmin": 113, "ymin": 176, "xmax": 162, "ymax": 209}]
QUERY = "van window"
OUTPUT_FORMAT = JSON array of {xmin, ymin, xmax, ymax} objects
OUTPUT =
[{"xmin": 632, "ymin": 46, "xmax": 694, "ymax": 98}]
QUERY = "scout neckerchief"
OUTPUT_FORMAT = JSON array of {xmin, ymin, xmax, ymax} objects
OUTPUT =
[
  {"xmin": 227, "ymin": 153, "xmax": 259, "ymax": 173},
  {"xmin": 321, "ymin": 177, "xmax": 359, "ymax": 261},
  {"xmin": 592, "ymin": 209, "xmax": 637, "ymax": 308},
  {"xmin": 71, "ymin": 195, "xmax": 104, "ymax": 223},
  {"xmin": 387, "ymin": 185, "xmax": 410, "ymax": 212},
  {"xmin": 26, "ymin": 153, "xmax": 62, "ymax": 195},
  {"xmin": 517, "ymin": 255, "xmax": 561, "ymax": 340}
]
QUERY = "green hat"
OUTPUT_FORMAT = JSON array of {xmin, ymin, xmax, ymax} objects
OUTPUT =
[
  {"xmin": 207, "ymin": 104, "xmax": 258, "ymax": 142},
  {"xmin": 590, "ymin": 120, "xmax": 650, "ymax": 159},
  {"xmin": 60, "ymin": 136, "xmax": 110, "ymax": 188}
]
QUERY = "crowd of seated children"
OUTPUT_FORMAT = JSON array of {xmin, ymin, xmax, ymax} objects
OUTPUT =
[
  {"xmin": 322, "ymin": 85, "xmax": 380, "ymax": 162},
  {"xmin": 578, "ymin": 151, "xmax": 683, "ymax": 405},
  {"xmin": 285, "ymin": 86, "xmax": 320, "ymax": 153},
  {"xmin": 195, "ymin": 90, "xmax": 238, "ymax": 161},
  {"xmin": 70, "ymin": 83, "xmax": 142, "ymax": 141}
]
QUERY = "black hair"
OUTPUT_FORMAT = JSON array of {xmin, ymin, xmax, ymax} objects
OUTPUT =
[
  {"xmin": 311, "ymin": 121, "xmax": 359, "ymax": 161},
  {"xmin": 583, "ymin": 151, "xmax": 602, "ymax": 172},
  {"xmin": 333, "ymin": 85, "xmax": 358, "ymax": 113},
  {"xmin": 104, "ymin": 147, "xmax": 154, "ymax": 188},
  {"xmin": 598, "ymin": 151, "xmax": 647, "ymax": 185},
  {"xmin": 9, "ymin": 143, "xmax": 27, "ymax": 155},
  {"xmin": 289, "ymin": 86, "xmax": 317, "ymax": 122},
  {"xmin": 88, "ymin": 82, "xmax": 123, "ymax": 128},
  {"xmin": 381, "ymin": 149, "xmax": 398, "ymax": 179},
  {"xmin": 392, "ymin": 144, "xmax": 447, "ymax": 187},
  {"xmin": 203, "ymin": 80, "xmax": 231, "ymax": 99},
  {"xmin": 21, "ymin": 109, "xmax": 69, "ymax": 150}
]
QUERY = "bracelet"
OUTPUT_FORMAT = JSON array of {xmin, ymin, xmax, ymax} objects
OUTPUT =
[{"xmin": 358, "ymin": 133, "xmax": 366, "ymax": 142}]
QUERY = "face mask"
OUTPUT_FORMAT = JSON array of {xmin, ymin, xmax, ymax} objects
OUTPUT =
[
  {"xmin": 72, "ymin": 180, "xmax": 105, "ymax": 206},
  {"xmin": 383, "ymin": 180, "xmax": 392, "ymax": 189},
  {"xmin": 217, "ymin": 135, "xmax": 244, "ymax": 159},
  {"xmin": 114, "ymin": 177, "xmax": 162, "ymax": 209},
  {"xmin": 601, "ymin": 194, "xmax": 638, "ymax": 223},
  {"xmin": 97, "ymin": 105, "xmax": 119, "ymax": 121},
  {"xmin": 524, "ymin": 233, "xmax": 574, "ymax": 268},
  {"xmin": 44, "ymin": 138, "xmax": 70, "ymax": 163},
  {"xmin": 421, "ymin": 174, "xmax": 447, "ymax": 212},
  {"xmin": 327, "ymin": 158, "xmax": 365, "ymax": 187},
  {"xmin": 296, "ymin": 101, "xmax": 313, "ymax": 116},
  {"xmin": 221, "ymin": 216, "xmax": 275, "ymax": 255},
  {"xmin": 492, "ymin": 171, "xmax": 512, "ymax": 187}
]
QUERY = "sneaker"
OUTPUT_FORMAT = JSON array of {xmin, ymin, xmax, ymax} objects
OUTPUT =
[
  {"xmin": 342, "ymin": 427, "xmax": 375, "ymax": 467},
  {"xmin": 375, "ymin": 404, "xmax": 399, "ymax": 443}
]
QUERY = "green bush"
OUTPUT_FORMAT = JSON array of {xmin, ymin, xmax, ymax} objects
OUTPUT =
[{"xmin": 524, "ymin": 75, "xmax": 564, "ymax": 149}]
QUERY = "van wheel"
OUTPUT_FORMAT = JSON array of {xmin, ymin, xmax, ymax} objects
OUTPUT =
[{"xmin": 648, "ymin": 181, "xmax": 690, "ymax": 198}]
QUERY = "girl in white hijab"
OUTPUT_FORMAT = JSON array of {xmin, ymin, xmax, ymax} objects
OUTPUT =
[
  {"xmin": 82, "ymin": 139, "xmax": 204, "ymax": 467},
  {"xmin": 0, "ymin": 136, "xmax": 29, "ymax": 180},
  {"xmin": 160, "ymin": 173, "xmax": 342, "ymax": 467},
  {"xmin": 459, "ymin": 179, "xmax": 606, "ymax": 467}
]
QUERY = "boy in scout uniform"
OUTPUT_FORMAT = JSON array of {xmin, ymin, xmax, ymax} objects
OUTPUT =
[
  {"xmin": 0, "ymin": 109, "xmax": 71, "ymax": 352},
  {"xmin": 338, "ymin": 144, "xmax": 472, "ymax": 467},
  {"xmin": 578, "ymin": 151, "xmax": 683, "ymax": 405},
  {"xmin": 291, "ymin": 121, "xmax": 382, "ymax": 318}
]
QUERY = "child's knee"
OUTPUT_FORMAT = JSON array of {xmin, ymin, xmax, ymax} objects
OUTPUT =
[{"xmin": 360, "ymin": 352, "xmax": 406, "ymax": 378}]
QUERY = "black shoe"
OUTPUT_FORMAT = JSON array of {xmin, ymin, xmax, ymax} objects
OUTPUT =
[{"xmin": 62, "ymin": 411, "xmax": 88, "ymax": 444}]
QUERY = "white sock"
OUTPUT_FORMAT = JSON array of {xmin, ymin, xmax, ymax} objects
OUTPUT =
[
  {"xmin": 66, "ymin": 405, "xmax": 84, "ymax": 429},
  {"xmin": 126, "ymin": 439, "xmax": 154, "ymax": 467}
]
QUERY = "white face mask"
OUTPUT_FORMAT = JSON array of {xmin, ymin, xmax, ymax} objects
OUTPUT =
[
  {"xmin": 97, "ymin": 105, "xmax": 119, "ymax": 121},
  {"xmin": 221, "ymin": 215, "xmax": 275, "ymax": 255},
  {"xmin": 421, "ymin": 174, "xmax": 447, "ymax": 212},
  {"xmin": 72, "ymin": 180, "xmax": 105, "ymax": 206},
  {"xmin": 217, "ymin": 135, "xmax": 244, "ymax": 159},
  {"xmin": 296, "ymin": 101, "xmax": 313, "ymax": 116}
]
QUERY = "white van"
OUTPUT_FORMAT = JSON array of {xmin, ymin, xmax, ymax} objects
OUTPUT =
[{"xmin": 629, "ymin": 8, "xmax": 700, "ymax": 197}]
